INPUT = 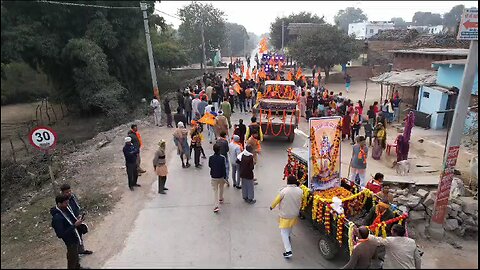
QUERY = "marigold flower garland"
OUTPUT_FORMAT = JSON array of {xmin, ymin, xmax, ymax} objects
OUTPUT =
[
  {"xmin": 324, "ymin": 204, "xmax": 332, "ymax": 234},
  {"xmin": 348, "ymin": 221, "xmax": 355, "ymax": 256},
  {"xmin": 336, "ymin": 214, "xmax": 346, "ymax": 245},
  {"xmin": 300, "ymin": 185, "xmax": 310, "ymax": 211}
]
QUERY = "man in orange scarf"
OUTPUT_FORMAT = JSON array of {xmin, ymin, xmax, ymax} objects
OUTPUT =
[
  {"xmin": 128, "ymin": 124, "xmax": 146, "ymax": 180},
  {"xmin": 364, "ymin": 198, "xmax": 394, "ymax": 233}
]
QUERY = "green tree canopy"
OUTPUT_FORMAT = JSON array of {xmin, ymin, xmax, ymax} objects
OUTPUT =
[
  {"xmin": 443, "ymin": 5, "xmax": 465, "ymax": 29},
  {"xmin": 412, "ymin": 11, "xmax": 443, "ymax": 26},
  {"xmin": 391, "ymin": 17, "xmax": 409, "ymax": 29},
  {"xmin": 270, "ymin": 12, "xmax": 325, "ymax": 49},
  {"xmin": 222, "ymin": 22, "xmax": 249, "ymax": 57},
  {"xmin": 334, "ymin": 7, "xmax": 368, "ymax": 33},
  {"xmin": 1, "ymin": 0, "xmax": 164, "ymax": 118},
  {"xmin": 177, "ymin": 1, "xmax": 226, "ymax": 64},
  {"xmin": 289, "ymin": 24, "xmax": 360, "ymax": 80}
]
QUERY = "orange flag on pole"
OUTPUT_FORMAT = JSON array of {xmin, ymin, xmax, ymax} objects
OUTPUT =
[
  {"xmin": 296, "ymin": 67, "xmax": 303, "ymax": 80},
  {"xmin": 199, "ymin": 112, "xmax": 216, "ymax": 126},
  {"xmin": 233, "ymin": 72, "xmax": 241, "ymax": 83},
  {"xmin": 287, "ymin": 71, "xmax": 293, "ymax": 81},
  {"xmin": 246, "ymin": 69, "xmax": 251, "ymax": 80},
  {"xmin": 234, "ymin": 82, "xmax": 242, "ymax": 94}
]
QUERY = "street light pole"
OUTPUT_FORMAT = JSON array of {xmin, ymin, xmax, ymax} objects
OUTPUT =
[
  {"xmin": 428, "ymin": 40, "xmax": 478, "ymax": 239},
  {"xmin": 200, "ymin": 12, "xmax": 207, "ymax": 74},
  {"xmin": 140, "ymin": 2, "xmax": 159, "ymax": 100},
  {"xmin": 281, "ymin": 20, "xmax": 285, "ymax": 52}
]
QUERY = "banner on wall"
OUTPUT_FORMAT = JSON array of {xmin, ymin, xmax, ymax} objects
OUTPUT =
[{"xmin": 308, "ymin": 116, "xmax": 342, "ymax": 190}]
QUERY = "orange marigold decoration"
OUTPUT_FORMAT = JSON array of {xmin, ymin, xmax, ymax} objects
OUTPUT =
[
  {"xmin": 336, "ymin": 214, "xmax": 346, "ymax": 245},
  {"xmin": 324, "ymin": 204, "xmax": 332, "ymax": 234}
]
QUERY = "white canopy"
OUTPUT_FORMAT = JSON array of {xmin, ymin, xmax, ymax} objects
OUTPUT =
[{"xmin": 264, "ymin": 80, "xmax": 295, "ymax": 86}]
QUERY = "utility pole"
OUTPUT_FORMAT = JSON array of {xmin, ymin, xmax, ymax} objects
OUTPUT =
[
  {"xmin": 200, "ymin": 11, "xmax": 207, "ymax": 74},
  {"xmin": 140, "ymin": 2, "xmax": 159, "ymax": 100},
  {"xmin": 281, "ymin": 20, "xmax": 285, "ymax": 52},
  {"xmin": 428, "ymin": 40, "xmax": 478, "ymax": 239}
]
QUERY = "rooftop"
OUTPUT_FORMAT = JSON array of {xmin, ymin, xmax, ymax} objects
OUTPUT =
[
  {"xmin": 432, "ymin": 59, "xmax": 468, "ymax": 65},
  {"xmin": 370, "ymin": 69, "xmax": 437, "ymax": 87},
  {"xmin": 389, "ymin": 48, "xmax": 469, "ymax": 56}
]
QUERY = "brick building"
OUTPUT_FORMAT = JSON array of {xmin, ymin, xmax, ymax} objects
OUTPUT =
[{"xmin": 390, "ymin": 48, "xmax": 469, "ymax": 71}]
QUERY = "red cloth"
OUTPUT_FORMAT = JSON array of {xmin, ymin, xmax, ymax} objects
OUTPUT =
[{"xmin": 366, "ymin": 181, "xmax": 382, "ymax": 194}]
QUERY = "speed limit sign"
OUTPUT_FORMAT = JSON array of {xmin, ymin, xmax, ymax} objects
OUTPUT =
[{"xmin": 29, "ymin": 126, "xmax": 57, "ymax": 151}]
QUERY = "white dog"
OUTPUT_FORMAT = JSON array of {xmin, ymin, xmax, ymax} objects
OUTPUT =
[{"xmin": 393, "ymin": 160, "xmax": 410, "ymax": 176}]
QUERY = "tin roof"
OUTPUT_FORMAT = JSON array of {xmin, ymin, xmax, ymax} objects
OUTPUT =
[
  {"xmin": 432, "ymin": 59, "xmax": 468, "ymax": 65},
  {"xmin": 389, "ymin": 48, "xmax": 469, "ymax": 56},
  {"xmin": 370, "ymin": 69, "xmax": 437, "ymax": 87}
]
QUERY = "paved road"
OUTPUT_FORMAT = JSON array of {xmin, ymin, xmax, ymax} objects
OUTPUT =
[{"xmin": 103, "ymin": 113, "xmax": 345, "ymax": 269}]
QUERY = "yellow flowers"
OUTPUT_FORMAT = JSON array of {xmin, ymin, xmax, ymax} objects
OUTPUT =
[
  {"xmin": 300, "ymin": 185, "xmax": 310, "ymax": 211},
  {"xmin": 348, "ymin": 221, "xmax": 355, "ymax": 256},
  {"xmin": 336, "ymin": 214, "xmax": 346, "ymax": 245},
  {"xmin": 313, "ymin": 187, "xmax": 353, "ymax": 202}
]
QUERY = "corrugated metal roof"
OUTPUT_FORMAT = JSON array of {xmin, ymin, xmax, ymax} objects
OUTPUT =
[
  {"xmin": 370, "ymin": 69, "xmax": 437, "ymax": 87},
  {"xmin": 388, "ymin": 48, "xmax": 469, "ymax": 56},
  {"xmin": 432, "ymin": 59, "xmax": 468, "ymax": 65}
]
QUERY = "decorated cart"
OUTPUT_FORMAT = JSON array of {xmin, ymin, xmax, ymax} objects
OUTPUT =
[
  {"xmin": 254, "ymin": 80, "xmax": 299, "ymax": 142},
  {"xmin": 283, "ymin": 117, "xmax": 409, "ymax": 260}
]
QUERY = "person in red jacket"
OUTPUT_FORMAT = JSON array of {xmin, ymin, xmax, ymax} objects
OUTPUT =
[{"xmin": 365, "ymin": 172, "xmax": 384, "ymax": 194}]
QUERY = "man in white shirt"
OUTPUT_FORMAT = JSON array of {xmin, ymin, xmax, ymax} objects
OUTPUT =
[
  {"xmin": 150, "ymin": 96, "xmax": 162, "ymax": 126},
  {"xmin": 206, "ymin": 84, "xmax": 213, "ymax": 101},
  {"xmin": 368, "ymin": 224, "xmax": 422, "ymax": 269},
  {"xmin": 192, "ymin": 95, "xmax": 201, "ymax": 118}
]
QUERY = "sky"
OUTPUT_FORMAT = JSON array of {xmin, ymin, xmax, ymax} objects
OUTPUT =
[{"xmin": 155, "ymin": 1, "xmax": 478, "ymax": 36}]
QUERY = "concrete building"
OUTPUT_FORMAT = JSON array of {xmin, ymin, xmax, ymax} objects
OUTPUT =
[
  {"xmin": 407, "ymin": 25, "xmax": 445, "ymax": 35},
  {"xmin": 348, "ymin": 21, "xmax": 395, "ymax": 40},
  {"xmin": 390, "ymin": 48, "xmax": 469, "ymax": 70},
  {"xmin": 417, "ymin": 59, "xmax": 478, "ymax": 132}
]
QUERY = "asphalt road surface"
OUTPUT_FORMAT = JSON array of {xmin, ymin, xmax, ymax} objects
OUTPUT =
[{"xmin": 103, "ymin": 113, "xmax": 346, "ymax": 269}]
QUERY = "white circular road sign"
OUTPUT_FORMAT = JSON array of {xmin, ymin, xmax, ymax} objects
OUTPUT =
[{"xmin": 29, "ymin": 126, "xmax": 57, "ymax": 150}]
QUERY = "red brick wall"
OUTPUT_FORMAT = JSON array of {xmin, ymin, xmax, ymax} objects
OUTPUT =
[
  {"xmin": 367, "ymin": 40, "xmax": 407, "ymax": 65},
  {"xmin": 392, "ymin": 53, "xmax": 466, "ymax": 71}
]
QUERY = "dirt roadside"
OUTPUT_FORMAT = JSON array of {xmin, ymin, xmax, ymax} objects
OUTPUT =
[{"xmin": 1, "ymin": 118, "xmax": 175, "ymax": 269}]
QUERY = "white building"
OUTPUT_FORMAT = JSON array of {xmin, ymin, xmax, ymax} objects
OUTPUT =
[
  {"xmin": 348, "ymin": 21, "xmax": 395, "ymax": 40},
  {"xmin": 407, "ymin": 25, "xmax": 445, "ymax": 35}
]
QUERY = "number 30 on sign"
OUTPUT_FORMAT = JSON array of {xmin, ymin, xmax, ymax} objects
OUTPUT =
[{"xmin": 29, "ymin": 126, "xmax": 57, "ymax": 151}]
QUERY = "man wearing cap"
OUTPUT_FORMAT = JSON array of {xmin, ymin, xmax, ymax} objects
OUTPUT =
[
  {"xmin": 123, "ymin": 136, "xmax": 139, "ymax": 191},
  {"xmin": 173, "ymin": 122, "xmax": 191, "ymax": 168},
  {"xmin": 364, "ymin": 198, "xmax": 395, "ymax": 233},
  {"xmin": 128, "ymin": 124, "xmax": 146, "ymax": 176},
  {"xmin": 215, "ymin": 110, "xmax": 229, "ymax": 138}
]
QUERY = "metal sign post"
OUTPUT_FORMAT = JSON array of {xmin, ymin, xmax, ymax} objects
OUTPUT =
[
  {"xmin": 29, "ymin": 126, "xmax": 58, "ymax": 195},
  {"xmin": 428, "ymin": 8, "xmax": 478, "ymax": 239}
]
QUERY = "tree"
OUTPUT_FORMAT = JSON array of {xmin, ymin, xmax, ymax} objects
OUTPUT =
[
  {"xmin": 178, "ymin": 2, "xmax": 226, "ymax": 66},
  {"xmin": 223, "ymin": 22, "xmax": 249, "ymax": 57},
  {"xmin": 391, "ymin": 17, "xmax": 408, "ymax": 29},
  {"xmin": 1, "ymin": 0, "xmax": 160, "ymax": 118},
  {"xmin": 443, "ymin": 5, "xmax": 465, "ymax": 29},
  {"xmin": 334, "ymin": 7, "xmax": 368, "ymax": 33},
  {"xmin": 412, "ymin": 12, "xmax": 442, "ymax": 26},
  {"xmin": 269, "ymin": 12, "xmax": 325, "ymax": 50},
  {"xmin": 289, "ymin": 24, "xmax": 360, "ymax": 80}
]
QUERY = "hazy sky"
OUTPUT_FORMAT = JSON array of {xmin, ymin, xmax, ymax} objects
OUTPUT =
[{"xmin": 155, "ymin": 1, "xmax": 478, "ymax": 35}]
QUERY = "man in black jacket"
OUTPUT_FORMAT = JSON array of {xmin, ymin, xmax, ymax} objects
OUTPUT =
[
  {"xmin": 51, "ymin": 194, "xmax": 85, "ymax": 269},
  {"xmin": 60, "ymin": 184, "xmax": 93, "ymax": 255},
  {"xmin": 209, "ymin": 144, "xmax": 227, "ymax": 213},
  {"xmin": 164, "ymin": 97, "xmax": 173, "ymax": 128},
  {"xmin": 123, "ymin": 136, "xmax": 139, "ymax": 191}
]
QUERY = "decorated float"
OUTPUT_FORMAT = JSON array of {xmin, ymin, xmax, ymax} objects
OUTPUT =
[
  {"xmin": 254, "ymin": 80, "xmax": 299, "ymax": 142},
  {"xmin": 283, "ymin": 117, "xmax": 408, "ymax": 260}
]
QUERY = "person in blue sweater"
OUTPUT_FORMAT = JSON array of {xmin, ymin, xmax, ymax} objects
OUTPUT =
[
  {"xmin": 209, "ymin": 143, "xmax": 227, "ymax": 213},
  {"xmin": 51, "ymin": 194, "xmax": 86, "ymax": 269},
  {"xmin": 123, "ymin": 136, "xmax": 140, "ymax": 191}
]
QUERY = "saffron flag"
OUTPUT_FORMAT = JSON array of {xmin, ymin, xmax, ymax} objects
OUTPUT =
[
  {"xmin": 233, "ymin": 72, "xmax": 241, "ymax": 83},
  {"xmin": 259, "ymin": 37, "xmax": 268, "ymax": 54},
  {"xmin": 258, "ymin": 67, "xmax": 266, "ymax": 79},
  {"xmin": 234, "ymin": 82, "xmax": 242, "ymax": 94},
  {"xmin": 241, "ymin": 65, "xmax": 245, "ymax": 76},
  {"xmin": 199, "ymin": 112, "xmax": 216, "ymax": 126},
  {"xmin": 246, "ymin": 69, "xmax": 251, "ymax": 80},
  {"xmin": 276, "ymin": 73, "xmax": 281, "ymax": 81},
  {"xmin": 296, "ymin": 67, "xmax": 303, "ymax": 80},
  {"xmin": 287, "ymin": 71, "xmax": 293, "ymax": 81}
]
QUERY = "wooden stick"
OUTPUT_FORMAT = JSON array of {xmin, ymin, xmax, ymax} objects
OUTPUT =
[
  {"xmin": 9, "ymin": 138, "xmax": 16, "ymax": 163},
  {"xmin": 17, "ymin": 132, "xmax": 29, "ymax": 153},
  {"xmin": 44, "ymin": 98, "xmax": 51, "ymax": 125}
]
